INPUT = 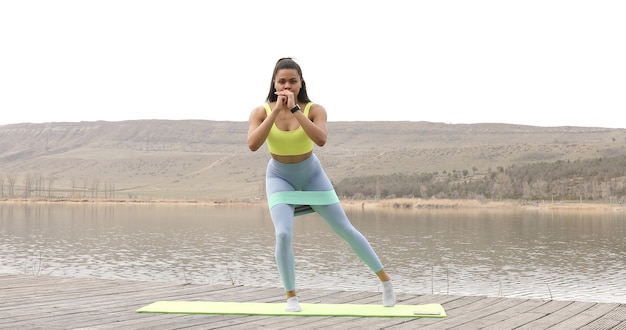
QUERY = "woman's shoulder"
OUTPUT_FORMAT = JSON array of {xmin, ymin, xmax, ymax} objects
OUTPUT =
[
  {"xmin": 251, "ymin": 103, "xmax": 272, "ymax": 113},
  {"xmin": 308, "ymin": 102, "xmax": 326, "ymax": 113},
  {"xmin": 249, "ymin": 104, "xmax": 268, "ymax": 121}
]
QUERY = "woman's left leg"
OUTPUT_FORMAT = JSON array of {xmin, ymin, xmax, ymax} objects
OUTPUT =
[
  {"xmin": 312, "ymin": 203, "xmax": 396, "ymax": 306},
  {"xmin": 305, "ymin": 156, "xmax": 395, "ymax": 306},
  {"xmin": 312, "ymin": 203, "xmax": 383, "ymax": 271}
]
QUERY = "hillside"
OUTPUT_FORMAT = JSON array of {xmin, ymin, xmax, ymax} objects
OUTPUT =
[{"xmin": 1, "ymin": 120, "xmax": 625, "ymax": 200}]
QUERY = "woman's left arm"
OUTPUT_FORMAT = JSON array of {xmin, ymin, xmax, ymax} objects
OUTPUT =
[{"xmin": 294, "ymin": 104, "xmax": 327, "ymax": 147}]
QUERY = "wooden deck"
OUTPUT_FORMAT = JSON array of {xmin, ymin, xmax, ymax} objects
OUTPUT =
[{"xmin": 1, "ymin": 274, "xmax": 625, "ymax": 329}]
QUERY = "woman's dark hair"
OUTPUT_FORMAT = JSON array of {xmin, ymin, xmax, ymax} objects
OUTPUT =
[{"xmin": 265, "ymin": 57, "xmax": 311, "ymax": 103}]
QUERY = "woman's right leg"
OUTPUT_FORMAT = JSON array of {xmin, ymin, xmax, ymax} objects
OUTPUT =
[
  {"xmin": 269, "ymin": 202, "xmax": 296, "ymax": 294},
  {"xmin": 269, "ymin": 202, "xmax": 301, "ymax": 312},
  {"xmin": 266, "ymin": 160, "xmax": 301, "ymax": 311}
]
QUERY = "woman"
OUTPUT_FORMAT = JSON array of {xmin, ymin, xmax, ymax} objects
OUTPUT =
[{"xmin": 247, "ymin": 58, "xmax": 395, "ymax": 312}]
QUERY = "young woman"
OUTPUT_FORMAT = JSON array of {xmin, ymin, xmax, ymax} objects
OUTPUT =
[{"xmin": 247, "ymin": 58, "xmax": 395, "ymax": 312}]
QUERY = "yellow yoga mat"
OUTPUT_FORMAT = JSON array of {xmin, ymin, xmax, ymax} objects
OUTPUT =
[{"xmin": 136, "ymin": 301, "xmax": 446, "ymax": 318}]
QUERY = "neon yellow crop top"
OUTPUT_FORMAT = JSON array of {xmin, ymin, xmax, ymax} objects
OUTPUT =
[{"xmin": 264, "ymin": 102, "xmax": 314, "ymax": 156}]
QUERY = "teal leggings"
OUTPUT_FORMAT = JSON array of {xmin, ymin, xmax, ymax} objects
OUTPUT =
[{"xmin": 266, "ymin": 154, "xmax": 384, "ymax": 292}]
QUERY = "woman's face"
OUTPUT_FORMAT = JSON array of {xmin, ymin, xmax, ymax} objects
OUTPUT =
[{"xmin": 274, "ymin": 69, "xmax": 302, "ymax": 94}]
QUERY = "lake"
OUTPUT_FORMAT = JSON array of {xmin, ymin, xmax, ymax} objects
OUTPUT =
[{"xmin": 1, "ymin": 202, "xmax": 624, "ymax": 304}]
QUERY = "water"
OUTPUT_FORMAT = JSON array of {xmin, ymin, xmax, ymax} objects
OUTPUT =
[{"xmin": 1, "ymin": 203, "xmax": 625, "ymax": 304}]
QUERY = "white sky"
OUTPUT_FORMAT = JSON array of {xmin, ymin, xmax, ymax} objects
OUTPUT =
[{"xmin": 1, "ymin": 0, "xmax": 625, "ymax": 128}]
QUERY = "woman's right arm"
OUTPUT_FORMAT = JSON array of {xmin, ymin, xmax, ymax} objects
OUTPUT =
[{"xmin": 247, "ymin": 106, "xmax": 275, "ymax": 152}]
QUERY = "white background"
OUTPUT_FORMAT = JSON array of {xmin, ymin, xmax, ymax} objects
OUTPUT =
[{"xmin": 1, "ymin": 0, "xmax": 624, "ymax": 127}]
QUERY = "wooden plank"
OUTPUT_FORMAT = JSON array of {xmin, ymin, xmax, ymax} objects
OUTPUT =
[
  {"xmin": 0, "ymin": 275, "xmax": 624, "ymax": 330},
  {"xmin": 79, "ymin": 286, "xmax": 286, "ymax": 329},
  {"xmin": 2, "ymin": 280, "xmax": 180, "ymax": 308},
  {"xmin": 0, "ymin": 286, "xmax": 215, "ymax": 327},
  {"xmin": 411, "ymin": 297, "xmax": 531, "ymax": 329},
  {"xmin": 479, "ymin": 302, "xmax": 552, "ymax": 329},
  {"xmin": 546, "ymin": 303, "xmax": 621, "ymax": 330},
  {"xmin": 515, "ymin": 300, "xmax": 596, "ymax": 330},
  {"xmin": 0, "ymin": 279, "xmax": 268, "ymax": 329},
  {"xmin": 0, "ymin": 279, "xmax": 233, "ymax": 324},
  {"xmin": 527, "ymin": 299, "xmax": 576, "ymax": 314},
  {"xmin": 578, "ymin": 305, "xmax": 626, "ymax": 330}
]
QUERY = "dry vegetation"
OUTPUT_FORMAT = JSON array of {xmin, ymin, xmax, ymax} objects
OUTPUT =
[{"xmin": 1, "ymin": 120, "xmax": 625, "ymax": 204}]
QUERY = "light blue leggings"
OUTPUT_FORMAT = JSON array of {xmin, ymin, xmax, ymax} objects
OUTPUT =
[{"xmin": 266, "ymin": 154, "xmax": 384, "ymax": 292}]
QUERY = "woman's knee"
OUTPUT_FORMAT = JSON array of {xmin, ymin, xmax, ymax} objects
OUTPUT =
[{"xmin": 275, "ymin": 229, "xmax": 292, "ymax": 244}]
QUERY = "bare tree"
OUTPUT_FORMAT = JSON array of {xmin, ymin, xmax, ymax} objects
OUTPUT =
[
  {"xmin": 105, "ymin": 179, "xmax": 116, "ymax": 199},
  {"xmin": 0, "ymin": 175, "xmax": 4, "ymax": 198},
  {"xmin": 23, "ymin": 173, "xmax": 33, "ymax": 198},
  {"xmin": 71, "ymin": 177, "xmax": 77, "ymax": 197},
  {"xmin": 47, "ymin": 175, "xmax": 55, "ymax": 198},
  {"xmin": 34, "ymin": 172, "xmax": 44, "ymax": 197},
  {"xmin": 601, "ymin": 182, "xmax": 611, "ymax": 201},
  {"xmin": 7, "ymin": 173, "xmax": 17, "ymax": 197},
  {"xmin": 91, "ymin": 178, "xmax": 100, "ymax": 198}
]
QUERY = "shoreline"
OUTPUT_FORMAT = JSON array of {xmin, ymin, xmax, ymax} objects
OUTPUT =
[
  {"xmin": 1, "ymin": 197, "xmax": 623, "ymax": 212},
  {"xmin": 342, "ymin": 198, "xmax": 625, "ymax": 212}
]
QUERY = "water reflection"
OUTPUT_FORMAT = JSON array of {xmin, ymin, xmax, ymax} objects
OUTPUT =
[{"xmin": 1, "ymin": 203, "xmax": 624, "ymax": 303}]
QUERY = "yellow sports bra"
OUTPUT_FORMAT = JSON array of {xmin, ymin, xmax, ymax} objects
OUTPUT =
[{"xmin": 264, "ymin": 102, "xmax": 314, "ymax": 156}]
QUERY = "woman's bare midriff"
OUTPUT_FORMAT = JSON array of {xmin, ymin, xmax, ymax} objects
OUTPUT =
[{"xmin": 271, "ymin": 151, "xmax": 313, "ymax": 164}]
